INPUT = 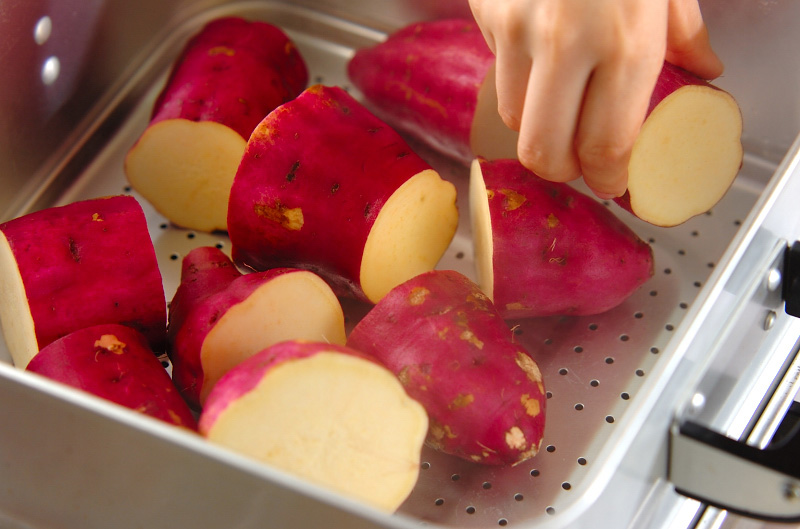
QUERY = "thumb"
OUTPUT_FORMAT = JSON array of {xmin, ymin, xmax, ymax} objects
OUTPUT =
[{"xmin": 665, "ymin": 0, "xmax": 724, "ymax": 80}]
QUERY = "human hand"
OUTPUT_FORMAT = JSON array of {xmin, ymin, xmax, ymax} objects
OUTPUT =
[{"xmin": 468, "ymin": 0, "xmax": 724, "ymax": 198}]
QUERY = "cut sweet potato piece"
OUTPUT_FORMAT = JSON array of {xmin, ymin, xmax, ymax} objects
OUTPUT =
[
  {"xmin": 0, "ymin": 195, "xmax": 167, "ymax": 368},
  {"xmin": 168, "ymin": 246, "xmax": 346, "ymax": 409},
  {"xmin": 227, "ymin": 84, "xmax": 458, "ymax": 304},
  {"xmin": 27, "ymin": 324, "xmax": 197, "ymax": 430},
  {"xmin": 347, "ymin": 18, "xmax": 515, "ymax": 164},
  {"xmin": 125, "ymin": 16, "xmax": 309, "ymax": 232},
  {"xmin": 470, "ymin": 158, "xmax": 654, "ymax": 318},
  {"xmin": 347, "ymin": 269, "xmax": 547, "ymax": 466},
  {"xmin": 617, "ymin": 62, "xmax": 743, "ymax": 226},
  {"xmin": 199, "ymin": 340, "xmax": 428, "ymax": 512}
]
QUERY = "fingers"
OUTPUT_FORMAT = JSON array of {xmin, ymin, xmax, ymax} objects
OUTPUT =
[
  {"xmin": 516, "ymin": 48, "xmax": 589, "ymax": 183},
  {"xmin": 575, "ymin": 58, "xmax": 662, "ymax": 198},
  {"xmin": 666, "ymin": 0, "xmax": 724, "ymax": 79},
  {"xmin": 493, "ymin": 41, "xmax": 532, "ymax": 132}
]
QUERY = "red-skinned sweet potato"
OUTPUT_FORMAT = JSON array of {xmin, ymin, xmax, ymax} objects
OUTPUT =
[
  {"xmin": 125, "ymin": 16, "xmax": 309, "ymax": 232},
  {"xmin": 470, "ymin": 158, "xmax": 654, "ymax": 319},
  {"xmin": 199, "ymin": 339, "xmax": 428, "ymax": 512},
  {"xmin": 227, "ymin": 84, "xmax": 459, "ymax": 304},
  {"xmin": 168, "ymin": 246, "xmax": 346, "ymax": 409},
  {"xmin": 350, "ymin": 23, "xmax": 742, "ymax": 226},
  {"xmin": 27, "ymin": 324, "xmax": 197, "ymax": 430},
  {"xmin": 347, "ymin": 18, "xmax": 517, "ymax": 164},
  {"xmin": 0, "ymin": 195, "xmax": 167, "ymax": 368},
  {"xmin": 615, "ymin": 62, "xmax": 743, "ymax": 226},
  {"xmin": 347, "ymin": 269, "xmax": 546, "ymax": 466}
]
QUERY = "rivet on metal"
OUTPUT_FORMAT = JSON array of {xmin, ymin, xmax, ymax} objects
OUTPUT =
[
  {"xmin": 767, "ymin": 268, "xmax": 782, "ymax": 292},
  {"xmin": 34, "ymin": 16, "xmax": 52, "ymax": 45},
  {"xmin": 689, "ymin": 393, "xmax": 706, "ymax": 414},
  {"xmin": 784, "ymin": 482, "xmax": 800, "ymax": 501},
  {"xmin": 41, "ymin": 56, "xmax": 60, "ymax": 85},
  {"xmin": 764, "ymin": 310, "xmax": 777, "ymax": 331}
]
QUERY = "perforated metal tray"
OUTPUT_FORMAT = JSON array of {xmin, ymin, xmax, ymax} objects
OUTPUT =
[{"xmin": 0, "ymin": 2, "xmax": 771, "ymax": 528}]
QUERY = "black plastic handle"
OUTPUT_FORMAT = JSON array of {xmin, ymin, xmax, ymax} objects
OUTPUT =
[{"xmin": 785, "ymin": 240, "xmax": 800, "ymax": 318}]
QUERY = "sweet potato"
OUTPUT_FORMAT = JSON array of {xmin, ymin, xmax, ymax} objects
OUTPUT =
[
  {"xmin": 350, "ymin": 24, "xmax": 743, "ymax": 226},
  {"xmin": 0, "ymin": 195, "xmax": 167, "ymax": 368},
  {"xmin": 470, "ymin": 158, "xmax": 654, "ymax": 318},
  {"xmin": 199, "ymin": 339, "xmax": 428, "ymax": 512},
  {"xmin": 27, "ymin": 324, "xmax": 197, "ymax": 430},
  {"xmin": 227, "ymin": 84, "xmax": 459, "ymax": 304},
  {"xmin": 346, "ymin": 269, "xmax": 546, "ymax": 466},
  {"xmin": 347, "ymin": 18, "xmax": 517, "ymax": 164},
  {"xmin": 168, "ymin": 246, "xmax": 346, "ymax": 409},
  {"xmin": 124, "ymin": 16, "xmax": 309, "ymax": 232},
  {"xmin": 616, "ymin": 62, "xmax": 743, "ymax": 226}
]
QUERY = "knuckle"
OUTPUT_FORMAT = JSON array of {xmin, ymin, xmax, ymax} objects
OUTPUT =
[
  {"xmin": 577, "ymin": 140, "xmax": 631, "ymax": 174},
  {"xmin": 517, "ymin": 143, "xmax": 577, "ymax": 182}
]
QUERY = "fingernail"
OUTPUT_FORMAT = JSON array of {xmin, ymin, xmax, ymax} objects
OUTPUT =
[{"xmin": 594, "ymin": 191, "xmax": 621, "ymax": 200}]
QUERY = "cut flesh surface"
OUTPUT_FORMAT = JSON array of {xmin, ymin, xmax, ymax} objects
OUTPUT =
[
  {"xmin": 627, "ymin": 85, "xmax": 743, "ymax": 226},
  {"xmin": 125, "ymin": 118, "xmax": 247, "ymax": 231},
  {"xmin": 199, "ymin": 271, "xmax": 346, "ymax": 404},
  {"xmin": 470, "ymin": 62, "xmax": 521, "ymax": 161},
  {"xmin": 361, "ymin": 169, "xmax": 458, "ymax": 303},
  {"xmin": 0, "ymin": 232, "xmax": 38, "ymax": 367},
  {"xmin": 205, "ymin": 351, "xmax": 428, "ymax": 512},
  {"xmin": 468, "ymin": 160, "xmax": 495, "ymax": 301}
]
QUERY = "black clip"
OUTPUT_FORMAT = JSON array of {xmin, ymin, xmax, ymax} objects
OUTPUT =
[{"xmin": 785, "ymin": 241, "xmax": 800, "ymax": 318}]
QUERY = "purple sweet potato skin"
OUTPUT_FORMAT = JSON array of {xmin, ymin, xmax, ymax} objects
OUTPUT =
[
  {"xmin": 348, "ymin": 19, "xmax": 495, "ymax": 163},
  {"xmin": 227, "ymin": 84, "xmax": 432, "ymax": 301},
  {"xmin": 347, "ymin": 270, "xmax": 546, "ymax": 466},
  {"xmin": 198, "ymin": 340, "xmax": 383, "ymax": 435},
  {"xmin": 150, "ymin": 16, "xmax": 308, "ymax": 139},
  {"xmin": 27, "ymin": 324, "xmax": 197, "ymax": 430},
  {"xmin": 0, "ymin": 195, "xmax": 167, "ymax": 353},
  {"xmin": 167, "ymin": 246, "xmax": 311, "ymax": 409},
  {"xmin": 479, "ymin": 159, "xmax": 654, "ymax": 318}
]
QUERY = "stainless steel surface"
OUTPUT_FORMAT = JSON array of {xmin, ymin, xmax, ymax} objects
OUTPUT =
[{"xmin": 0, "ymin": 0, "xmax": 799, "ymax": 528}]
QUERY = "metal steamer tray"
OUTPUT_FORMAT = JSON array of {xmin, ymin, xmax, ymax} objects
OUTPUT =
[{"xmin": 1, "ymin": 2, "xmax": 800, "ymax": 529}]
